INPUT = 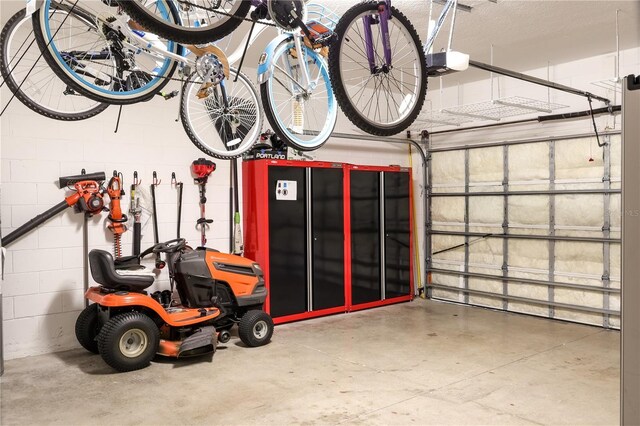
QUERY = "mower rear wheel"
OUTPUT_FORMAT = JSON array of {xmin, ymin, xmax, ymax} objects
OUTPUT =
[
  {"xmin": 97, "ymin": 312, "xmax": 159, "ymax": 372},
  {"xmin": 238, "ymin": 311, "xmax": 274, "ymax": 347},
  {"xmin": 75, "ymin": 303, "xmax": 102, "ymax": 354}
]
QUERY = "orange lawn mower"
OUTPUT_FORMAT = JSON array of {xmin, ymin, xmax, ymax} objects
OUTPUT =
[{"xmin": 77, "ymin": 239, "xmax": 272, "ymax": 372}]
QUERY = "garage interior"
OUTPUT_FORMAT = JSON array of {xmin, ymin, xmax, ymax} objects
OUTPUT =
[{"xmin": 1, "ymin": 0, "xmax": 639, "ymax": 425}]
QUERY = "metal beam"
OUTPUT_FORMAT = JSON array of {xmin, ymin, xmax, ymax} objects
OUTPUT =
[
  {"xmin": 427, "ymin": 131, "xmax": 621, "ymax": 153},
  {"xmin": 621, "ymin": 73, "xmax": 640, "ymax": 425},
  {"xmin": 468, "ymin": 59, "xmax": 611, "ymax": 105},
  {"xmin": 502, "ymin": 145, "xmax": 509, "ymax": 310},
  {"xmin": 464, "ymin": 149, "xmax": 470, "ymax": 303},
  {"xmin": 548, "ymin": 140, "xmax": 556, "ymax": 319},
  {"xmin": 429, "ymin": 230, "xmax": 620, "ymax": 244},
  {"xmin": 429, "ymin": 284, "xmax": 620, "ymax": 316},
  {"xmin": 429, "ymin": 268, "xmax": 621, "ymax": 294},
  {"xmin": 603, "ymin": 134, "xmax": 612, "ymax": 328},
  {"xmin": 429, "ymin": 189, "xmax": 621, "ymax": 197}
]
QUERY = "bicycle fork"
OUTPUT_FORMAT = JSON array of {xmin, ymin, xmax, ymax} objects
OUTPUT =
[{"xmin": 363, "ymin": 0, "xmax": 393, "ymax": 74}]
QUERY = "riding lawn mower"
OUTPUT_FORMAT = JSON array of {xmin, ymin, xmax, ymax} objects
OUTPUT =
[{"xmin": 76, "ymin": 238, "xmax": 273, "ymax": 372}]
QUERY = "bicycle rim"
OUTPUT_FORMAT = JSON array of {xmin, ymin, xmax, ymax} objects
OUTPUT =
[
  {"xmin": 263, "ymin": 40, "xmax": 336, "ymax": 151},
  {"xmin": 0, "ymin": 8, "xmax": 107, "ymax": 120},
  {"xmin": 35, "ymin": 0, "xmax": 178, "ymax": 104},
  {"xmin": 333, "ymin": 5, "xmax": 425, "ymax": 132},
  {"xmin": 181, "ymin": 68, "xmax": 262, "ymax": 159}
]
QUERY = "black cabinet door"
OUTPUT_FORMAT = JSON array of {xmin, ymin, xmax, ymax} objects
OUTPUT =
[
  {"xmin": 384, "ymin": 172, "xmax": 411, "ymax": 298},
  {"xmin": 350, "ymin": 171, "xmax": 381, "ymax": 304},
  {"xmin": 312, "ymin": 168, "xmax": 345, "ymax": 310},
  {"xmin": 268, "ymin": 166, "xmax": 307, "ymax": 317}
]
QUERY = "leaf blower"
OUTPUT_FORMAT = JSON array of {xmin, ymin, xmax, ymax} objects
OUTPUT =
[{"xmin": 1, "ymin": 172, "xmax": 106, "ymax": 247}]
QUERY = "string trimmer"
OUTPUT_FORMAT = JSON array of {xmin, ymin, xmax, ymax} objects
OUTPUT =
[{"xmin": 191, "ymin": 158, "xmax": 216, "ymax": 247}]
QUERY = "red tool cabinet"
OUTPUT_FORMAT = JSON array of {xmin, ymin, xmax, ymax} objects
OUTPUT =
[{"xmin": 242, "ymin": 159, "xmax": 413, "ymax": 324}]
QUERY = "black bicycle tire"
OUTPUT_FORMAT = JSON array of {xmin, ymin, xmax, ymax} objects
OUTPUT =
[
  {"xmin": 31, "ymin": 0, "xmax": 178, "ymax": 105},
  {"xmin": 180, "ymin": 69, "xmax": 262, "ymax": 160},
  {"xmin": 0, "ymin": 8, "xmax": 108, "ymax": 120},
  {"xmin": 117, "ymin": 0, "xmax": 251, "ymax": 45},
  {"xmin": 259, "ymin": 43, "xmax": 334, "ymax": 152},
  {"xmin": 328, "ymin": 2, "xmax": 427, "ymax": 136}
]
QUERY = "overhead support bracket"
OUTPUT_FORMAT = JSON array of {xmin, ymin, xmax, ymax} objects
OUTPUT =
[{"xmin": 468, "ymin": 60, "xmax": 612, "ymax": 105}]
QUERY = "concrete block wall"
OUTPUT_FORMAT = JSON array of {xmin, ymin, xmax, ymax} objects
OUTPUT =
[{"xmin": 0, "ymin": 25, "xmax": 412, "ymax": 361}]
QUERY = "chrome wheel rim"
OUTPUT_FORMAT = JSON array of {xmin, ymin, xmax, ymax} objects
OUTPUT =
[
  {"xmin": 253, "ymin": 320, "xmax": 268, "ymax": 339},
  {"xmin": 119, "ymin": 329, "xmax": 148, "ymax": 358}
]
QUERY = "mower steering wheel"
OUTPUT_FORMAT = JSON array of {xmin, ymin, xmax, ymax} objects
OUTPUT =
[{"xmin": 152, "ymin": 238, "xmax": 186, "ymax": 254}]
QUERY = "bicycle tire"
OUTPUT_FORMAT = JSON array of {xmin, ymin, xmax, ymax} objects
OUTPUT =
[
  {"xmin": 0, "ymin": 8, "xmax": 108, "ymax": 120},
  {"xmin": 328, "ymin": 1, "xmax": 427, "ymax": 136},
  {"xmin": 260, "ymin": 39, "xmax": 336, "ymax": 151},
  {"xmin": 32, "ymin": 0, "xmax": 179, "ymax": 105},
  {"xmin": 180, "ymin": 68, "xmax": 262, "ymax": 159},
  {"xmin": 117, "ymin": 0, "xmax": 251, "ymax": 45}
]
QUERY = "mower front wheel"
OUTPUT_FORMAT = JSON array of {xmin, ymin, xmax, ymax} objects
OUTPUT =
[
  {"xmin": 97, "ymin": 312, "xmax": 160, "ymax": 372},
  {"xmin": 238, "ymin": 310, "xmax": 274, "ymax": 347},
  {"xmin": 75, "ymin": 303, "xmax": 102, "ymax": 354}
]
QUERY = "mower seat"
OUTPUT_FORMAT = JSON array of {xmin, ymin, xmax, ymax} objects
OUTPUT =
[{"xmin": 89, "ymin": 249, "xmax": 155, "ymax": 292}]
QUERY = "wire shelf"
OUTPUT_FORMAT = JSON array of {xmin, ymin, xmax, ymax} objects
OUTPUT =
[
  {"xmin": 591, "ymin": 78, "xmax": 622, "ymax": 95},
  {"xmin": 416, "ymin": 110, "xmax": 477, "ymax": 127},
  {"xmin": 442, "ymin": 96, "xmax": 568, "ymax": 121}
]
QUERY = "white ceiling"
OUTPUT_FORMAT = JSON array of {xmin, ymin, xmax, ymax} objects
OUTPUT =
[
  {"xmin": 2, "ymin": 0, "xmax": 636, "ymax": 80},
  {"xmin": 330, "ymin": 0, "xmax": 640, "ymax": 87}
]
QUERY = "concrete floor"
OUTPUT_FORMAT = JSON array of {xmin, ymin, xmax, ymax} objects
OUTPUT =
[{"xmin": 0, "ymin": 299, "xmax": 620, "ymax": 425}]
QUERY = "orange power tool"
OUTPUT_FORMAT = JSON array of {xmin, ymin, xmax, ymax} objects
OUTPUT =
[{"xmin": 106, "ymin": 172, "xmax": 128, "ymax": 258}]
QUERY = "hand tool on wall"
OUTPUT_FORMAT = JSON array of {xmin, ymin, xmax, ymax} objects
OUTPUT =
[
  {"xmin": 1, "ymin": 172, "xmax": 106, "ymax": 247},
  {"xmin": 129, "ymin": 171, "xmax": 142, "ymax": 256},
  {"xmin": 171, "ymin": 172, "xmax": 184, "ymax": 239},
  {"xmin": 150, "ymin": 171, "xmax": 165, "ymax": 269},
  {"xmin": 191, "ymin": 158, "xmax": 216, "ymax": 248},
  {"xmin": 106, "ymin": 171, "xmax": 127, "ymax": 258}
]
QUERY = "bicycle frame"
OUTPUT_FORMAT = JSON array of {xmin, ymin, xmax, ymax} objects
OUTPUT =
[{"xmin": 38, "ymin": 0, "xmax": 237, "ymax": 97}]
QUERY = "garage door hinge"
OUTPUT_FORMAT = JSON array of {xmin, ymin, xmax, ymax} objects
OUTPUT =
[
  {"xmin": 602, "ymin": 177, "xmax": 610, "ymax": 182},
  {"xmin": 602, "ymin": 225, "xmax": 610, "ymax": 232},
  {"xmin": 601, "ymin": 274, "xmax": 610, "ymax": 281}
]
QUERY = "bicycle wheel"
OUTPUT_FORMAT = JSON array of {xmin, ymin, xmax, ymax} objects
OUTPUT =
[
  {"xmin": 260, "ymin": 38, "xmax": 336, "ymax": 151},
  {"xmin": 328, "ymin": 1, "xmax": 427, "ymax": 136},
  {"xmin": 117, "ymin": 0, "xmax": 250, "ymax": 45},
  {"xmin": 0, "ymin": 8, "xmax": 108, "ymax": 120},
  {"xmin": 32, "ymin": 0, "xmax": 179, "ymax": 104},
  {"xmin": 180, "ymin": 68, "xmax": 262, "ymax": 159}
]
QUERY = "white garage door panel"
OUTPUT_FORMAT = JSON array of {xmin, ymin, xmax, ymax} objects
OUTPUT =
[{"xmin": 427, "ymin": 134, "xmax": 621, "ymax": 328}]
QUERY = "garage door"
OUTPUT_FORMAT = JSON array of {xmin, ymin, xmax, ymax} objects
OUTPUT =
[{"xmin": 426, "ymin": 132, "xmax": 621, "ymax": 328}]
